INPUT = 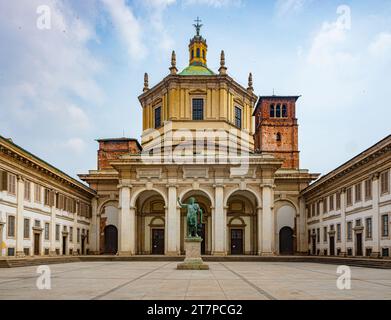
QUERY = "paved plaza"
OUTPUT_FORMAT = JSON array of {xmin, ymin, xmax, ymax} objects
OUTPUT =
[{"xmin": 0, "ymin": 261, "xmax": 390, "ymax": 300}]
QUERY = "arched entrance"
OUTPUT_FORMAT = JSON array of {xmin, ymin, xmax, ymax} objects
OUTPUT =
[
  {"xmin": 276, "ymin": 203, "xmax": 296, "ymax": 255},
  {"xmin": 135, "ymin": 190, "xmax": 166, "ymax": 255},
  {"xmin": 180, "ymin": 190, "xmax": 212, "ymax": 255},
  {"xmin": 279, "ymin": 227, "xmax": 294, "ymax": 255},
  {"xmin": 226, "ymin": 190, "xmax": 258, "ymax": 255},
  {"xmin": 104, "ymin": 225, "xmax": 118, "ymax": 254},
  {"xmin": 99, "ymin": 203, "xmax": 119, "ymax": 254}
]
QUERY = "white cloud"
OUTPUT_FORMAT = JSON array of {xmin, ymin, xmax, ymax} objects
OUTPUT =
[
  {"xmin": 307, "ymin": 21, "xmax": 355, "ymax": 67},
  {"xmin": 183, "ymin": 0, "xmax": 242, "ymax": 8},
  {"xmin": 145, "ymin": 0, "xmax": 177, "ymax": 7},
  {"xmin": 369, "ymin": 32, "xmax": 391, "ymax": 59},
  {"xmin": 275, "ymin": 0, "xmax": 308, "ymax": 17},
  {"xmin": 101, "ymin": 0, "xmax": 147, "ymax": 60},
  {"xmin": 0, "ymin": 0, "xmax": 102, "ymax": 176},
  {"xmin": 142, "ymin": 0, "xmax": 177, "ymax": 52}
]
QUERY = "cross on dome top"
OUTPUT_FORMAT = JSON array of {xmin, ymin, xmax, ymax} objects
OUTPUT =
[{"xmin": 193, "ymin": 17, "xmax": 203, "ymax": 36}]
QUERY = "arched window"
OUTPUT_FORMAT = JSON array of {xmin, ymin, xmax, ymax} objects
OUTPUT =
[
  {"xmin": 282, "ymin": 104, "xmax": 287, "ymax": 117},
  {"xmin": 276, "ymin": 132, "xmax": 281, "ymax": 142},
  {"xmin": 196, "ymin": 48, "xmax": 200, "ymax": 58},
  {"xmin": 191, "ymin": 50, "xmax": 194, "ymax": 59},
  {"xmin": 276, "ymin": 104, "xmax": 281, "ymax": 117},
  {"xmin": 202, "ymin": 50, "xmax": 205, "ymax": 58},
  {"xmin": 270, "ymin": 104, "xmax": 275, "ymax": 117}
]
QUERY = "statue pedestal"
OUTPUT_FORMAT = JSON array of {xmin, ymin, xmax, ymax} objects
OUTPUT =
[{"xmin": 177, "ymin": 237, "xmax": 209, "ymax": 270}]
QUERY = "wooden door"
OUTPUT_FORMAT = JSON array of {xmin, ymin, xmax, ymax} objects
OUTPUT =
[
  {"xmin": 279, "ymin": 227, "xmax": 294, "ymax": 255},
  {"xmin": 356, "ymin": 233, "xmax": 363, "ymax": 256},
  {"xmin": 230, "ymin": 229, "xmax": 243, "ymax": 255},
  {"xmin": 152, "ymin": 229, "xmax": 164, "ymax": 254},
  {"xmin": 329, "ymin": 236, "xmax": 335, "ymax": 256},
  {"xmin": 34, "ymin": 234, "xmax": 40, "ymax": 255},
  {"xmin": 104, "ymin": 225, "xmax": 118, "ymax": 254},
  {"xmin": 62, "ymin": 236, "xmax": 67, "ymax": 255}
]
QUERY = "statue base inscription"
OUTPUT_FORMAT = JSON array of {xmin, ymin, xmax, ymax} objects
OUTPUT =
[{"xmin": 177, "ymin": 237, "xmax": 209, "ymax": 270}]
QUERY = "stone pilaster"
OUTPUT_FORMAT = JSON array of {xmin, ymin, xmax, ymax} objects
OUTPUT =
[
  {"xmin": 72, "ymin": 203, "xmax": 78, "ymax": 255},
  {"xmin": 340, "ymin": 188, "xmax": 346, "ymax": 256},
  {"xmin": 50, "ymin": 192, "xmax": 58, "ymax": 256},
  {"xmin": 371, "ymin": 173, "xmax": 380, "ymax": 257},
  {"xmin": 89, "ymin": 197, "xmax": 99, "ymax": 254},
  {"xmin": 15, "ymin": 176, "xmax": 25, "ymax": 258},
  {"xmin": 298, "ymin": 196, "xmax": 307, "ymax": 253}
]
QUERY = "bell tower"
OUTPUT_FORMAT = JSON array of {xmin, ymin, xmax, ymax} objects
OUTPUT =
[
  {"xmin": 189, "ymin": 17, "xmax": 208, "ymax": 66},
  {"xmin": 253, "ymin": 96, "xmax": 300, "ymax": 169}
]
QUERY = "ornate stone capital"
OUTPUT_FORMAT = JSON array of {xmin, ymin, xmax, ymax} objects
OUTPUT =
[
  {"xmin": 213, "ymin": 183, "xmax": 225, "ymax": 188},
  {"xmin": 117, "ymin": 184, "xmax": 133, "ymax": 189},
  {"xmin": 260, "ymin": 183, "xmax": 275, "ymax": 189}
]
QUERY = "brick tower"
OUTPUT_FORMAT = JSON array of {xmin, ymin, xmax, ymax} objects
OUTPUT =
[{"xmin": 253, "ymin": 96, "xmax": 300, "ymax": 169}]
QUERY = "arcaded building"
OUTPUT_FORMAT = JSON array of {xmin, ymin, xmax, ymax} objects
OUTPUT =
[{"xmin": 79, "ymin": 23, "xmax": 317, "ymax": 257}]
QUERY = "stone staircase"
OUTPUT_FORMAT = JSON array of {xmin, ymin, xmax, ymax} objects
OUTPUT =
[
  {"xmin": 0, "ymin": 256, "xmax": 80, "ymax": 268},
  {"xmin": 1, "ymin": 255, "xmax": 391, "ymax": 269}
]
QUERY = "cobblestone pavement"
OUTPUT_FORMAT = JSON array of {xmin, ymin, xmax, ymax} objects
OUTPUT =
[{"xmin": 0, "ymin": 261, "xmax": 390, "ymax": 300}]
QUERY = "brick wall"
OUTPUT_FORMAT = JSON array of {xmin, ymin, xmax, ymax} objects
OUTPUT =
[
  {"xmin": 254, "ymin": 97, "xmax": 300, "ymax": 169},
  {"xmin": 97, "ymin": 139, "xmax": 141, "ymax": 170}
]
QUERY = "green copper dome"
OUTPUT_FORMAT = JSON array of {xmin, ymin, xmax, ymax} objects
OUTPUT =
[{"xmin": 179, "ymin": 64, "xmax": 215, "ymax": 76}]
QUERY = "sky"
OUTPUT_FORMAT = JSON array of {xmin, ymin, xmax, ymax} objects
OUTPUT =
[{"xmin": 0, "ymin": 0, "xmax": 390, "ymax": 181}]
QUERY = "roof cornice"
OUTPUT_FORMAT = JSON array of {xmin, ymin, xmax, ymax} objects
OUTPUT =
[
  {"xmin": 0, "ymin": 135, "xmax": 96, "ymax": 196},
  {"xmin": 138, "ymin": 74, "xmax": 258, "ymax": 104},
  {"xmin": 301, "ymin": 135, "xmax": 391, "ymax": 196}
]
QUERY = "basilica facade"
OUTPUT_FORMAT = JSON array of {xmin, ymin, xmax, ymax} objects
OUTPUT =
[
  {"xmin": 79, "ymin": 23, "xmax": 317, "ymax": 257},
  {"xmin": 1, "ymin": 22, "xmax": 390, "ymax": 259}
]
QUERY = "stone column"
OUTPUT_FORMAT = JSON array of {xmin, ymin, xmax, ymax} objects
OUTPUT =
[
  {"xmin": 213, "ymin": 183, "xmax": 226, "ymax": 255},
  {"xmin": 257, "ymin": 206, "xmax": 262, "ymax": 254},
  {"xmin": 118, "ymin": 184, "xmax": 135, "ymax": 255},
  {"xmin": 260, "ymin": 182, "xmax": 275, "ymax": 256},
  {"xmin": 90, "ymin": 197, "xmax": 99, "ymax": 255},
  {"xmin": 211, "ymin": 207, "xmax": 215, "ymax": 253},
  {"xmin": 166, "ymin": 183, "xmax": 179, "ymax": 255},
  {"xmin": 15, "ymin": 176, "xmax": 25, "ymax": 258},
  {"xmin": 371, "ymin": 173, "xmax": 380, "ymax": 257},
  {"xmin": 340, "ymin": 188, "xmax": 346, "ymax": 256}
]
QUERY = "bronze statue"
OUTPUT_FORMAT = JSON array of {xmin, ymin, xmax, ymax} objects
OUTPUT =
[{"xmin": 177, "ymin": 197, "xmax": 203, "ymax": 238}]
